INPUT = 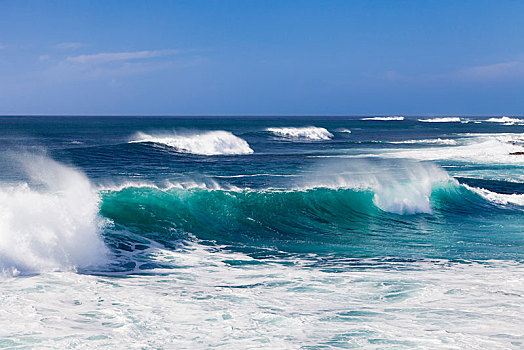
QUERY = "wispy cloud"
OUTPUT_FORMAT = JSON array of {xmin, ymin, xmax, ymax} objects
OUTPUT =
[
  {"xmin": 67, "ymin": 49, "xmax": 179, "ymax": 65},
  {"xmin": 39, "ymin": 48, "xmax": 201, "ymax": 82},
  {"xmin": 55, "ymin": 42, "xmax": 88, "ymax": 50},
  {"xmin": 455, "ymin": 60, "xmax": 524, "ymax": 81}
]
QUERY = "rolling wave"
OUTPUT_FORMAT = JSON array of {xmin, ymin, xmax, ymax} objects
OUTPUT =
[
  {"xmin": 130, "ymin": 130, "xmax": 254, "ymax": 155},
  {"xmin": 266, "ymin": 127, "xmax": 334, "ymax": 140}
]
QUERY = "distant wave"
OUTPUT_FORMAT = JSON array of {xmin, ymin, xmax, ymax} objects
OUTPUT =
[
  {"xmin": 335, "ymin": 128, "xmax": 352, "ymax": 134},
  {"xmin": 463, "ymin": 184, "xmax": 524, "ymax": 206},
  {"xmin": 0, "ymin": 155, "xmax": 108, "ymax": 276},
  {"xmin": 266, "ymin": 127, "xmax": 333, "ymax": 140},
  {"xmin": 361, "ymin": 116, "xmax": 404, "ymax": 121},
  {"xmin": 368, "ymin": 133, "xmax": 524, "ymax": 165},
  {"xmin": 418, "ymin": 117, "xmax": 462, "ymax": 123},
  {"xmin": 388, "ymin": 138, "xmax": 458, "ymax": 145},
  {"xmin": 130, "ymin": 131, "xmax": 254, "ymax": 155},
  {"xmin": 486, "ymin": 116, "xmax": 524, "ymax": 125}
]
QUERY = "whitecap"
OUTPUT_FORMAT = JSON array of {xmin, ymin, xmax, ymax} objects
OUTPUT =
[
  {"xmin": 266, "ymin": 127, "xmax": 334, "ymax": 140},
  {"xmin": 130, "ymin": 130, "xmax": 254, "ymax": 155},
  {"xmin": 361, "ymin": 116, "xmax": 404, "ymax": 121},
  {"xmin": 486, "ymin": 116, "xmax": 524, "ymax": 124},
  {"xmin": 418, "ymin": 117, "xmax": 462, "ymax": 123}
]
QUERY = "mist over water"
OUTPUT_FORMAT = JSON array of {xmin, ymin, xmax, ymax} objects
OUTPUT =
[{"xmin": 0, "ymin": 116, "xmax": 523, "ymax": 348}]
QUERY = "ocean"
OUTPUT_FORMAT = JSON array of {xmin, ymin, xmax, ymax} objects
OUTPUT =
[{"xmin": 0, "ymin": 116, "xmax": 523, "ymax": 348}]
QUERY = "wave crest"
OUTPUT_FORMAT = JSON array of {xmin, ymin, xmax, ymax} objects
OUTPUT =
[
  {"xmin": 131, "ymin": 131, "xmax": 254, "ymax": 155},
  {"xmin": 266, "ymin": 127, "xmax": 334, "ymax": 140},
  {"xmin": 463, "ymin": 184, "xmax": 524, "ymax": 206},
  {"xmin": 300, "ymin": 159, "xmax": 455, "ymax": 214}
]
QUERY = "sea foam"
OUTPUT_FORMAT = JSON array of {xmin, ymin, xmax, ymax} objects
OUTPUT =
[
  {"xmin": 131, "ymin": 131, "xmax": 254, "ymax": 155},
  {"xmin": 418, "ymin": 117, "xmax": 462, "ymax": 123},
  {"xmin": 361, "ymin": 116, "xmax": 404, "ymax": 121},
  {"xmin": 388, "ymin": 138, "xmax": 458, "ymax": 145},
  {"xmin": 0, "ymin": 154, "xmax": 108, "ymax": 276},
  {"xmin": 266, "ymin": 127, "xmax": 334, "ymax": 140},
  {"xmin": 371, "ymin": 133, "xmax": 524, "ymax": 165}
]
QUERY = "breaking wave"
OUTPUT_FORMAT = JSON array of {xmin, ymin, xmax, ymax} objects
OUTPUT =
[
  {"xmin": 463, "ymin": 184, "xmax": 524, "ymax": 206},
  {"xmin": 486, "ymin": 116, "xmax": 524, "ymax": 125},
  {"xmin": 130, "ymin": 131, "xmax": 254, "ymax": 155},
  {"xmin": 0, "ymin": 155, "xmax": 108, "ymax": 276},
  {"xmin": 266, "ymin": 127, "xmax": 334, "ymax": 140}
]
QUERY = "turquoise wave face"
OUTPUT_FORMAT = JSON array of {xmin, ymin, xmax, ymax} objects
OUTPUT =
[{"xmin": 100, "ymin": 185, "xmax": 524, "ymax": 262}]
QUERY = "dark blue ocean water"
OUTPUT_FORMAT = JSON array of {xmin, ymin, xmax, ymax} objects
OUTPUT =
[{"xmin": 1, "ymin": 116, "xmax": 523, "ymax": 348}]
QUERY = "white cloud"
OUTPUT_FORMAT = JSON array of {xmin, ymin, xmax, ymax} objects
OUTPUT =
[{"xmin": 67, "ymin": 49, "xmax": 179, "ymax": 65}]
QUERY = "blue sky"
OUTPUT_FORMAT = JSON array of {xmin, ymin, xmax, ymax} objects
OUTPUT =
[{"xmin": 1, "ymin": 0, "xmax": 523, "ymax": 115}]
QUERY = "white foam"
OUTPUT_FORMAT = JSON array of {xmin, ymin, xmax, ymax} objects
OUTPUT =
[
  {"xmin": 361, "ymin": 116, "xmax": 404, "ymax": 121},
  {"xmin": 373, "ymin": 133, "xmax": 524, "ymax": 165},
  {"xmin": 301, "ymin": 160, "xmax": 454, "ymax": 214},
  {"xmin": 0, "ymin": 155, "xmax": 108, "ymax": 276},
  {"xmin": 266, "ymin": 127, "xmax": 334, "ymax": 140},
  {"xmin": 463, "ymin": 184, "xmax": 524, "ymax": 206},
  {"xmin": 486, "ymin": 116, "xmax": 524, "ymax": 124},
  {"xmin": 335, "ymin": 128, "xmax": 352, "ymax": 134},
  {"xmin": 388, "ymin": 138, "xmax": 458, "ymax": 145},
  {"xmin": 1, "ymin": 249, "xmax": 522, "ymax": 348},
  {"xmin": 130, "ymin": 131, "xmax": 254, "ymax": 155},
  {"xmin": 418, "ymin": 117, "xmax": 462, "ymax": 123}
]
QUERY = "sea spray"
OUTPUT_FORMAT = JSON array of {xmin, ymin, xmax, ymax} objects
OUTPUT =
[
  {"xmin": 0, "ymin": 154, "xmax": 108, "ymax": 275},
  {"xmin": 300, "ymin": 159, "xmax": 455, "ymax": 214}
]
